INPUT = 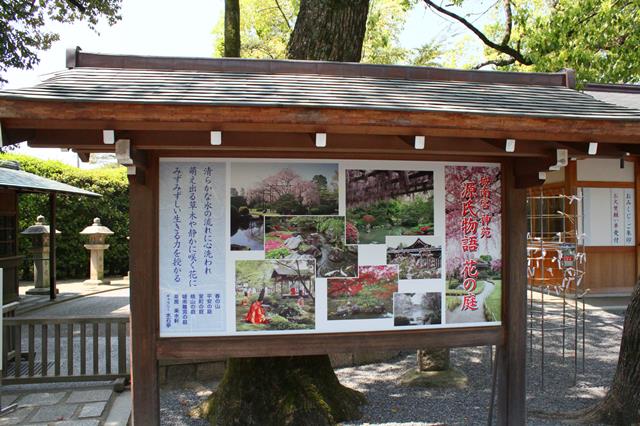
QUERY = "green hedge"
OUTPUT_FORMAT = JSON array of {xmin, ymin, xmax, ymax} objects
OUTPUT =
[{"xmin": 0, "ymin": 153, "xmax": 130, "ymax": 280}]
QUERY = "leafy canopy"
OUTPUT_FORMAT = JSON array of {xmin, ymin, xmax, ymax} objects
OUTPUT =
[
  {"xmin": 1, "ymin": 0, "xmax": 122, "ymax": 83},
  {"xmin": 423, "ymin": 0, "xmax": 640, "ymax": 83},
  {"xmin": 213, "ymin": 0, "xmax": 441, "ymax": 65}
]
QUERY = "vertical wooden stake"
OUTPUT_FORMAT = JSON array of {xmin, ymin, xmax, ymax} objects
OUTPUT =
[
  {"xmin": 498, "ymin": 161, "xmax": 527, "ymax": 425},
  {"xmin": 49, "ymin": 192, "xmax": 57, "ymax": 300},
  {"xmin": 129, "ymin": 160, "xmax": 159, "ymax": 424}
]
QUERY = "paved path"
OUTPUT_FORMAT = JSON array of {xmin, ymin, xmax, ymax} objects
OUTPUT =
[
  {"xmin": 29, "ymin": 289, "xmax": 130, "ymax": 317},
  {"xmin": 0, "ymin": 384, "xmax": 130, "ymax": 425},
  {"xmin": 446, "ymin": 281, "xmax": 495, "ymax": 323}
]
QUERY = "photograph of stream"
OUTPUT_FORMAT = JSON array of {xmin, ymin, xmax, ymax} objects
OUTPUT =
[{"xmin": 264, "ymin": 215, "xmax": 358, "ymax": 278}]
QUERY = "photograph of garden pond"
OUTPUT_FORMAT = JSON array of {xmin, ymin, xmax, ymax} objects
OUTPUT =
[
  {"xmin": 230, "ymin": 162, "xmax": 339, "ymax": 250},
  {"xmin": 386, "ymin": 236, "xmax": 442, "ymax": 280},
  {"xmin": 393, "ymin": 292, "xmax": 442, "ymax": 326},
  {"xmin": 346, "ymin": 169, "xmax": 434, "ymax": 244},
  {"xmin": 235, "ymin": 259, "xmax": 316, "ymax": 332},
  {"xmin": 327, "ymin": 265, "xmax": 398, "ymax": 320},
  {"xmin": 265, "ymin": 215, "xmax": 358, "ymax": 278}
]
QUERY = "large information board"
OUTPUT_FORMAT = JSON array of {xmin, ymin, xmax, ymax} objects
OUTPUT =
[{"xmin": 159, "ymin": 159, "xmax": 502, "ymax": 337}]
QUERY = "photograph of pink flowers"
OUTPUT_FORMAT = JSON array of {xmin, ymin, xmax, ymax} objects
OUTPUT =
[
  {"xmin": 345, "ymin": 169, "xmax": 434, "ymax": 244},
  {"xmin": 230, "ymin": 163, "xmax": 339, "ymax": 251}
]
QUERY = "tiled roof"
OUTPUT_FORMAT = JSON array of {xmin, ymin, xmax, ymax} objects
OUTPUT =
[
  {"xmin": 0, "ymin": 167, "xmax": 100, "ymax": 196},
  {"xmin": 2, "ymin": 66, "xmax": 639, "ymax": 120}
]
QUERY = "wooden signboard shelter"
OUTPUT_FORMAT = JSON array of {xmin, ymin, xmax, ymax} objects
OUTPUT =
[{"xmin": 2, "ymin": 49, "xmax": 640, "ymax": 425}]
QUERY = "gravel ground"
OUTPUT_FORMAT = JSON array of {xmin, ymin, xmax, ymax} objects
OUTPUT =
[{"xmin": 159, "ymin": 302, "xmax": 625, "ymax": 425}]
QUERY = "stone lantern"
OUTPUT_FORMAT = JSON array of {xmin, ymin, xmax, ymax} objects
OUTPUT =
[
  {"xmin": 21, "ymin": 215, "xmax": 60, "ymax": 295},
  {"xmin": 80, "ymin": 217, "xmax": 114, "ymax": 285}
]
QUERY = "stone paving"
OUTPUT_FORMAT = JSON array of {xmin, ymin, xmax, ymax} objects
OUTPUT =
[{"xmin": 0, "ymin": 385, "xmax": 130, "ymax": 426}]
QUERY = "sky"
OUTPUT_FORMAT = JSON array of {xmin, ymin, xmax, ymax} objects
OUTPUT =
[{"xmin": 231, "ymin": 163, "xmax": 338, "ymax": 192}]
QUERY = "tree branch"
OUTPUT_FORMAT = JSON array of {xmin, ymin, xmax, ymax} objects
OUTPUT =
[
  {"xmin": 473, "ymin": 57, "xmax": 516, "ymax": 69},
  {"xmin": 274, "ymin": 0, "xmax": 292, "ymax": 30},
  {"xmin": 501, "ymin": 0, "xmax": 512, "ymax": 46},
  {"xmin": 422, "ymin": 0, "xmax": 532, "ymax": 65},
  {"xmin": 65, "ymin": 0, "xmax": 86, "ymax": 13}
]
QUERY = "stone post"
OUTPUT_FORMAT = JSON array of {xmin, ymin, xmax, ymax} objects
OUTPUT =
[
  {"xmin": 80, "ymin": 217, "xmax": 114, "ymax": 285},
  {"xmin": 22, "ymin": 215, "xmax": 60, "ymax": 295}
]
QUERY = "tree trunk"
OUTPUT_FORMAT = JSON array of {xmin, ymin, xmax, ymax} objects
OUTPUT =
[
  {"xmin": 224, "ymin": 0, "xmax": 240, "ymax": 57},
  {"xmin": 197, "ymin": 355, "xmax": 365, "ymax": 426},
  {"xmin": 287, "ymin": 0, "xmax": 370, "ymax": 62},
  {"xmin": 578, "ymin": 280, "xmax": 640, "ymax": 424}
]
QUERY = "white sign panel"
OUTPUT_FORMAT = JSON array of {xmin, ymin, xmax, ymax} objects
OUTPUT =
[
  {"xmin": 158, "ymin": 159, "xmax": 502, "ymax": 337},
  {"xmin": 159, "ymin": 161, "xmax": 227, "ymax": 336},
  {"xmin": 582, "ymin": 187, "xmax": 635, "ymax": 247}
]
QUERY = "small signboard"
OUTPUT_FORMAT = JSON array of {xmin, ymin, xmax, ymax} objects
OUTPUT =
[{"xmin": 158, "ymin": 160, "xmax": 502, "ymax": 337}]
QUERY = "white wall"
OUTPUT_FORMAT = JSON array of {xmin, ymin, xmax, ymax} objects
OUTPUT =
[{"xmin": 577, "ymin": 158, "xmax": 634, "ymax": 182}]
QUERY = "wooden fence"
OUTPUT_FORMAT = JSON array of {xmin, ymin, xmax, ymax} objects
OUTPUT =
[{"xmin": 2, "ymin": 315, "xmax": 129, "ymax": 384}]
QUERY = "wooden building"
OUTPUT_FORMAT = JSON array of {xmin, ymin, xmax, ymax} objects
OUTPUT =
[
  {"xmin": 529, "ymin": 83, "xmax": 640, "ymax": 295},
  {"xmin": 1, "ymin": 49, "xmax": 640, "ymax": 425}
]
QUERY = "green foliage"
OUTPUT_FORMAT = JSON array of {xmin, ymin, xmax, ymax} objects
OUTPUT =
[
  {"xmin": 446, "ymin": 0, "xmax": 640, "ymax": 83},
  {"xmin": 238, "ymin": 206, "xmax": 250, "ymax": 216},
  {"xmin": 265, "ymin": 247, "xmax": 292, "ymax": 259},
  {"xmin": 0, "ymin": 153, "xmax": 129, "ymax": 280},
  {"xmin": 483, "ymin": 280, "xmax": 502, "ymax": 321},
  {"xmin": 212, "ymin": 0, "xmax": 435, "ymax": 65},
  {"xmin": 271, "ymin": 193, "xmax": 307, "ymax": 215},
  {"xmin": 0, "ymin": 0, "xmax": 122, "ymax": 83},
  {"xmin": 446, "ymin": 295, "xmax": 461, "ymax": 311}
]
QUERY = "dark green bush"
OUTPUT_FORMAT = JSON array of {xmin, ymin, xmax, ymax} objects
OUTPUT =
[{"xmin": 1, "ymin": 153, "xmax": 129, "ymax": 280}]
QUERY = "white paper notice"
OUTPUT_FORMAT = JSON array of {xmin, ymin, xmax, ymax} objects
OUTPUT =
[{"xmin": 159, "ymin": 161, "xmax": 227, "ymax": 336}]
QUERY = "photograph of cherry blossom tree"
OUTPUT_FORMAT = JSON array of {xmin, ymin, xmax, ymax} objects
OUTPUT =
[
  {"xmin": 327, "ymin": 265, "xmax": 399, "ymax": 320},
  {"xmin": 445, "ymin": 165, "xmax": 502, "ymax": 324},
  {"xmin": 235, "ymin": 259, "xmax": 316, "ymax": 332},
  {"xmin": 230, "ymin": 163, "xmax": 338, "ymax": 250},
  {"xmin": 346, "ymin": 169, "xmax": 434, "ymax": 244},
  {"xmin": 265, "ymin": 215, "xmax": 357, "ymax": 278},
  {"xmin": 393, "ymin": 292, "xmax": 442, "ymax": 326}
]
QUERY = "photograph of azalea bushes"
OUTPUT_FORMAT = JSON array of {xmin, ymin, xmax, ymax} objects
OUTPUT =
[
  {"xmin": 327, "ymin": 265, "xmax": 398, "ymax": 320},
  {"xmin": 230, "ymin": 163, "xmax": 338, "ymax": 250},
  {"xmin": 235, "ymin": 259, "xmax": 316, "ymax": 331},
  {"xmin": 264, "ymin": 215, "xmax": 357, "ymax": 278},
  {"xmin": 346, "ymin": 169, "xmax": 434, "ymax": 244}
]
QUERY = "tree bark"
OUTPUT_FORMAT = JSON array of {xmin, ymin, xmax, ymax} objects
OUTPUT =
[
  {"xmin": 198, "ymin": 355, "xmax": 365, "ymax": 426},
  {"xmin": 224, "ymin": 0, "xmax": 240, "ymax": 57},
  {"xmin": 578, "ymin": 280, "xmax": 640, "ymax": 424},
  {"xmin": 287, "ymin": 0, "xmax": 370, "ymax": 62}
]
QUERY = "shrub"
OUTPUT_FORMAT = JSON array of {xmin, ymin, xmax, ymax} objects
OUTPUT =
[{"xmin": 1, "ymin": 153, "xmax": 129, "ymax": 280}]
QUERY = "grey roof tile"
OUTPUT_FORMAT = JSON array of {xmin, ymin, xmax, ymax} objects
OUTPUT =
[
  {"xmin": 0, "ymin": 167, "xmax": 100, "ymax": 196},
  {"xmin": 1, "ymin": 67, "xmax": 639, "ymax": 120}
]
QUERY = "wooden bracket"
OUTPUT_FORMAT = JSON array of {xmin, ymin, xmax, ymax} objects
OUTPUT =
[
  {"xmin": 115, "ymin": 139, "xmax": 147, "ymax": 177},
  {"xmin": 514, "ymin": 155, "xmax": 557, "ymax": 188}
]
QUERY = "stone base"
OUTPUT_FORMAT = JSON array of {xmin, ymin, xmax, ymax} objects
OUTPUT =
[
  {"xmin": 399, "ymin": 367, "xmax": 468, "ymax": 389},
  {"xmin": 83, "ymin": 279, "xmax": 111, "ymax": 286},
  {"xmin": 26, "ymin": 287, "xmax": 51, "ymax": 295}
]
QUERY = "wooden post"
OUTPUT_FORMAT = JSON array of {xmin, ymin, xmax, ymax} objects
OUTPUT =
[
  {"xmin": 129, "ymin": 157, "xmax": 159, "ymax": 425},
  {"xmin": 49, "ymin": 192, "xmax": 56, "ymax": 300},
  {"xmin": 498, "ymin": 161, "xmax": 527, "ymax": 425}
]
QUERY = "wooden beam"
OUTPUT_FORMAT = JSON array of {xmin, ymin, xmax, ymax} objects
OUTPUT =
[
  {"xmin": 18, "ymin": 128, "xmax": 609, "ymax": 161},
  {"xmin": 157, "ymin": 326, "xmax": 503, "ymax": 359},
  {"xmin": 2, "ymin": 100, "xmax": 640, "ymax": 143},
  {"xmin": 513, "ymin": 156, "xmax": 557, "ymax": 188},
  {"xmin": 498, "ymin": 160, "xmax": 527, "ymax": 425},
  {"xmin": 128, "ymin": 158, "xmax": 159, "ymax": 425}
]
